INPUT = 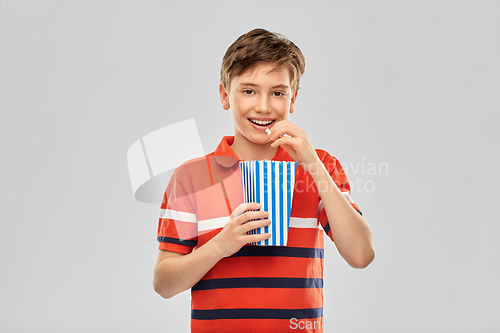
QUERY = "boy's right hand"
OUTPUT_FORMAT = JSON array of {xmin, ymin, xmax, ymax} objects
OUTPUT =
[{"xmin": 210, "ymin": 202, "xmax": 271, "ymax": 258}]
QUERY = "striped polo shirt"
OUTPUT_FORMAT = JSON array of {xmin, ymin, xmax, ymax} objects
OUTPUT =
[{"xmin": 157, "ymin": 136, "xmax": 361, "ymax": 332}]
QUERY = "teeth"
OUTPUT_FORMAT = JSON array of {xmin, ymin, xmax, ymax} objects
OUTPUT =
[{"xmin": 250, "ymin": 119, "xmax": 273, "ymax": 125}]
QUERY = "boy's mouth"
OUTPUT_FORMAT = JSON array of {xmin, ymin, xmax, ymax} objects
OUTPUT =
[{"xmin": 248, "ymin": 118, "xmax": 275, "ymax": 127}]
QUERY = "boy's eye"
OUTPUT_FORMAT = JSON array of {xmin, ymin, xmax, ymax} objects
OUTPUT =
[
  {"xmin": 243, "ymin": 90, "xmax": 255, "ymax": 95},
  {"xmin": 272, "ymin": 91, "xmax": 285, "ymax": 97}
]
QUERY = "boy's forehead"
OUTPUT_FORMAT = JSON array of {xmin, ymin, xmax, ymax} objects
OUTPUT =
[{"xmin": 232, "ymin": 63, "xmax": 292, "ymax": 88}]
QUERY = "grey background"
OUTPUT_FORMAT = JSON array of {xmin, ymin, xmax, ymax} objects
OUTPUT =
[{"xmin": 1, "ymin": 1, "xmax": 499, "ymax": 332}]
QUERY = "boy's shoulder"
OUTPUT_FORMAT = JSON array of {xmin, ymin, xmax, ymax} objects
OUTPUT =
[
  {"xmin": 168, "ymin": 154, "xmax": 208, "ymax": 191},
  {"xmin": 314, "ymin": 148, "xmax": 340, "ymax": 169}
]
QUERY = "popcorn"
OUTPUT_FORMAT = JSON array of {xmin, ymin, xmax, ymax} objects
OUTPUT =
[{"xmin": 265, "ymin": 128, "xmax": 272, "ymax": 135}]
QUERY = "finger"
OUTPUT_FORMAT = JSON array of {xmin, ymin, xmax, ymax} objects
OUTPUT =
[
  {"xmin": 231, "ymin": 202, "xmax": 261, "ymax": 220},
  {"xmin": 270, "ymin": 136, "xmax": 297, "ymax": 148},
  {"xmin": 237, "ymin": 210, "xmax": 269, "ymax": 224},
  {"xmin": 246, "ymin": 232, "xmax": 272, "ymax": 244},
  {"xmin": 270, "ymin": 123, "xmax": 303, "ymax": 141},
  {"xmin": 243, "ymin": 218, "xmax": 272, "ymax": 233},
  {"xmin": 271, "ymin": 127, "xmax": 303, "ymax": 140}
]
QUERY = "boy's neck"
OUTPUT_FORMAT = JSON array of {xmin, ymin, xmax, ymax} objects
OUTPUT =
[{"xmin": 230, "ymin": 131, "xmax": 279, "ymax": 161}]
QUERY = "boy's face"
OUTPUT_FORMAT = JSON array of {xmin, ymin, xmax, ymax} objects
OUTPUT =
[{"xmin": 219, "ymin": 62, "xmax": 298, "ymax": 146}]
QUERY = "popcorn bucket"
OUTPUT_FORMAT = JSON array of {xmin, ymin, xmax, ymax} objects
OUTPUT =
[{"xmin": 240, "ymin": 160, "xmax": 297, "ymax": 246}]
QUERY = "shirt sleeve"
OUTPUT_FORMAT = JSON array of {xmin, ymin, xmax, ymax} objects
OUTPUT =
[
  {"xmin": 317, "ymin": 151, "xmax": 362, "ymax": 241},
  {"xmin": 157, "ymin": 170, "xmax": 198, "ymax": 254}
]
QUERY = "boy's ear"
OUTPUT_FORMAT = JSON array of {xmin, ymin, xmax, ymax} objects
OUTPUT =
[
  {"xmin": 219, "ymin": 84, "xmax": 230, "ymax": 110},
  {"xmin": 289, "ymin": 90, "xmax": 299, "ymax": 114}
]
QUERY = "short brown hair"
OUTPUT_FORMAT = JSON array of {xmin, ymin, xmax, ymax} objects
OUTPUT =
[{"xmin": 220, "ymin": 28, "xmax": 305, "ymax": 93}]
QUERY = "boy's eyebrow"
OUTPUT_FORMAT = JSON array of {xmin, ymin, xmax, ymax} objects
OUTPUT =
[{"xmin": 239, "ymin": 82, "xmax": 290, "ymax": 90}]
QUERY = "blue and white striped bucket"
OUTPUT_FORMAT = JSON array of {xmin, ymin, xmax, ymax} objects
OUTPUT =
[{"xmin": 240, "ymin": 160, "xmax": 297, "ymax": 246}]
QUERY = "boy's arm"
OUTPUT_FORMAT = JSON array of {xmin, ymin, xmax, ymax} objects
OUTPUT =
[
  {"xmin": 153, "ymin": 202, "xmax": 271, "ymax": 299},
  {"xmin": 153, "ymin": 247, "xmax": 220, "ymax": 299},
  {"xmin": 269, "ymin": 120, "xmax": 375, "ymax": 269},
  {"xmin": 309, "ymin": 162, "xmax": 374, "ymax": 268}
]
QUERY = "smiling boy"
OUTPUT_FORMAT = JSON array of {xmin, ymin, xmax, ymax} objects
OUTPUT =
[{"xmin": 154, "ymin": 28, "xmax": 374, "ymax": 332}]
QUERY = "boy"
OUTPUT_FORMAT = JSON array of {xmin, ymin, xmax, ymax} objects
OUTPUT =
[{"xmin": 154, "ymin": 28, "xmax": 374, "ymax": 332}]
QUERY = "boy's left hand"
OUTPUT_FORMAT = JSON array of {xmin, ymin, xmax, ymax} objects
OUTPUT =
[{"xmin": 269, "ymin": 120, "xmax": 321, "ymax": 174}]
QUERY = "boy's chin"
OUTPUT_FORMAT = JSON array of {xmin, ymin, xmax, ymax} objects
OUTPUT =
[
  {"xmin": 238, "ymin": 131, "xmax": 273, "ymax": 145},
  {"xmin": 248, "ymin": 135, "xmax": 273, "ymax": 145},
  {"xmin": 239, "ymin": 135, "xmax": 272, "ymax": 145}
]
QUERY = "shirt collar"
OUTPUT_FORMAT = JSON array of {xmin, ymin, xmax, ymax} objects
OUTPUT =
[{"xmin": 213, "ymin": 136, "xmax": 292, "ymax": 168}]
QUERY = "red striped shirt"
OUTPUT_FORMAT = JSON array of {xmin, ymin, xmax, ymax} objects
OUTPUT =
[{"xmin": 157, "ymin": 136, "xmax": 361, "ymax": 332}]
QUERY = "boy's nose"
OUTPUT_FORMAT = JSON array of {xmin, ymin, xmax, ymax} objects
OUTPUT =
[{"xmin": 255, "ymin": 96, "xmax": 271, "ymax": 113}]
